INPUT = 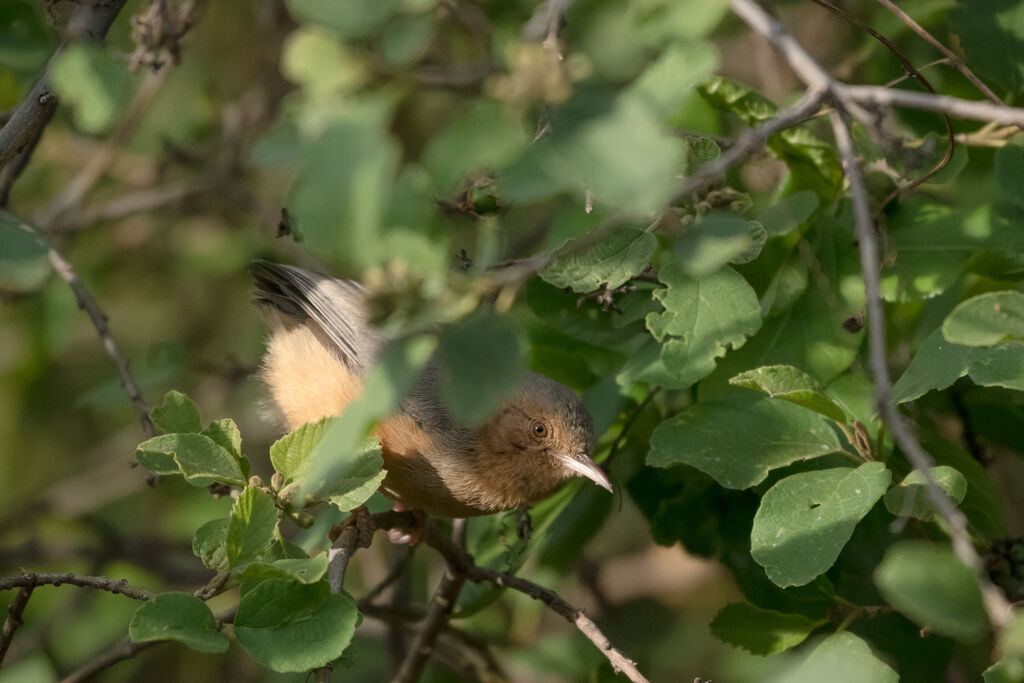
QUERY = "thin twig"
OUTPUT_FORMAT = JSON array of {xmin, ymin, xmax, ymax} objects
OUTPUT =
[
  {"xmin": 843, "ymin": 85, "xmax": 1024, "ymax": 126},
  {"xmin": 871, "ymin": 0, "xmax": 1012, "ymax": 114},
  {"xmin": 423, "ymin": 526, "xmax": 650, "ymax": 682},
  {"xmin": 45, "ymin": 242, "xmax": 157, "ymax": 437},
  {"xmin": 0, "ymin": 572, "xmax": 153, "ymax": 601},
  {"xmin": 59, "ymin": 639, "xmax": 158, "ymax": 683},
  {"xmin": 391, "ymin": 520, "xmax": 469, "ymax": 683},
  {"xmin": 0, "ymin": 587, "xmax": 33, "ymax": 665},
  {"xmin": 360, "ymin": 545, "xmax": 416, "ymax": 605},
  {"xmin": 828, "ymin": 108, "xmax": 1012, "ymax": 630}
]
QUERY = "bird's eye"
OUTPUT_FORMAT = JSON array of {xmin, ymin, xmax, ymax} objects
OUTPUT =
[{"xmin": 530, "ymin": 420, "xmax": 549, "ymax": 438}]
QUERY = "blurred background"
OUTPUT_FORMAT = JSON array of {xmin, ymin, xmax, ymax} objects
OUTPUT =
[{"xmin": 1, "ymin": 0, "xmax": 1022, "ymax": 681}]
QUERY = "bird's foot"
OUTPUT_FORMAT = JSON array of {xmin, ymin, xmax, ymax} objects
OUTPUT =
[
  {"xmin": 386, "ymin": 503, "xmax": 427, "ymax": 545},
  {"xmin": 329, "ymin": 505, "xmax": 375, "ymax": 549}
]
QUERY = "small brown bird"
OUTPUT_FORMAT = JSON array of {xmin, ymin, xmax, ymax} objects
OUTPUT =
[{"xmin": 251, "ymin": 261, "xmax": 612, "ymax": 531}]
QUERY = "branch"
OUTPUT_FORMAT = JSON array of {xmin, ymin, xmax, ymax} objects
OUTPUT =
[
  {"xmin": 842, "ymin": 85, "xmax": 1024, "ymax": 126},
  {"xmin": 59, "ymin": 638, "xmax": 158, "ymax": 683},
  {"xmin": 0, "ymin": 572, "xmax": 153, "ymax": 601},
  {"xmin": 0, "ymin": 587, "xmax": 33, "ymax": 665},
  {"xmin": 828, "ymin": 108, "xmax": 1012, "ymax": 630},
  {"xmin": 392, "ymin": 519, "xmax": 469, "ymax": 683},
  {"xmin": 0, "ymin": 0, "xmax": 129, "ymax": 170},
  {"xmin": 423, "ymin": 526, "xmax": 650, "ymax": 682},
  {"xmin": 47, "ymin": 240, "xmax": 157, "ymax": 438}
]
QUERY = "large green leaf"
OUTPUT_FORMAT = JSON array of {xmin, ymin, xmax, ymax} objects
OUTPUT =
[
  {"xmin": 883, "ymin": 466, "xmax": 967, "ymax": 522},
  {"xmin": 759, "ymin": 191, "xmax": 819, "ymax": 237},
  {"xmin": 648, "ymin": 394, "xmax": 843, "ymax": 489},
  {"xmin": 875, "ymin": 541, "xmax": 988, "ymax": 642},
  {"xmin": 437, "ymin": 311, "xmax": 523, "ymax": 426},
  {"xmin": 710, "ymin": 602, "xmax": 821, "ymax": 654},
  {"xmin": 234, "ymin": 578, "xmax": 359, "ymax": 672},
  {"xmin": 671, "ymin": 213, "xmax": 754, "ymax": 276},
  {"xmin": 136, "ymin": 434, "xmax": 246, "ymax": 487},
  {"xmin": 644, "ymin": 263, "xmax": 762, "ymax": 389},
  {"xmin": 729, "ymin": 364, "xmax": 847, "ymax": 423},
  {"xmin": 539, "ymin": 227, "xmax": 657, "ymax": 293},
  {"xmin": 751, "ymin": 463, "xmax": 891, "ymax": 587},
  {"xmin": 236, "ymin": 555, "xmax": 329, "ymax": 584},
  {"xmin": 942, "ymin": 291, "xmax": 1024, "ymax": 347},
  {"xmin": 770, "ymin": 632, "xmax": 898, "ymax": 683},
  {"xmin": 891, "ymin": 328, "xmax": 1024, "ymax": 403},
  {"xmin": 226, "ymin": 487, "xmax": 279, "ymax": 570},
  {"xmin": 129, "ymin": 592, "xmax": 228, "ymax": 654}
]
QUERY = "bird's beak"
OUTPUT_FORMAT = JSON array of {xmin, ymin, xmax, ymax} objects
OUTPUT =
[{"xmin": 558, "ymin": 454, "xmax": 613, "ymax": 493}]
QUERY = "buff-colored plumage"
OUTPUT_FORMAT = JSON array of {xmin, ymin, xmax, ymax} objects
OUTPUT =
[{"xmin": 252, "ymin": 260, "xmax": 611, "ymax": 518}]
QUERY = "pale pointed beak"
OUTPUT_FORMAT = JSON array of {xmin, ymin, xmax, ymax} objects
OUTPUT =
[{"xmin": 558, "ymin": 454, "xmax": 613, "ymax": 493}]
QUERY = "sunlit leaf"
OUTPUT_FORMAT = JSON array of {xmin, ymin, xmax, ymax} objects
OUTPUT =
[{"xmin": 883, "ymin": 466, "xmax": 967, "ymax": 522}]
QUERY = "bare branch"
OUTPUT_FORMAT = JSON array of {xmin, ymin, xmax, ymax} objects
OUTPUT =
[
  {"xmin": 46, "ymin": 240, "xmax": 157, "ymax": 438},
  {"xmin": 59, "ymin": 638, "xmax": 158, "ymax": 683},
  {"xmin": 828, "ymin": 108, "xmax": 1012, "ymax": 630},
  {"xmin": 0, "ymin": 587, "xmax": 33, "ymax": 665},
  {"xmin": 392, "ymin": 519, "xmax": 469, "ymax": 683},
  {"xmin": 0, "ymin": 572, "xmax": 153, "ymax": 601},
  {"xmin": 843, "ymin": 85, "xmax": 1024, "ymax": 126},
  {"xmin": 0, "ymin": 0, "xmax": 130, "ymax": 171}
]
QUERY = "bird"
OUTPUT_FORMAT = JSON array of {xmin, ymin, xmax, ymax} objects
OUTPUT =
[{"xmin": 250, "ymin": 260, "xmax": 612, "ymax": 539}]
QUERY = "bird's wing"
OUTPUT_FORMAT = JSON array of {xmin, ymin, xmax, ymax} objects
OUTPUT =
[{"xmin": 251, "ymin": 260, "xmax": 381, "ymax": 374}]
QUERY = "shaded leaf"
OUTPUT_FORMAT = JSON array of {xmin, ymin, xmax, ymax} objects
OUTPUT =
[
  {"xmin": 672, "ymin": 213, "xmax": 753, "ymax": 276},
  {"xmin": 730, "ymin": 364, "xmax": 847, "ymax": 423},
  {"xmin": 539, "ymin": 227, "xmax": 656, "ymax": 293},
  {"xmin": 710, "ymin": 602, "xmax": 820, "ymax": 654},
  {"xmin": 943, "ymin": 291, "xmax": 1024, "ymax": 346},
  {"xmin": 759, "ymin": 191, "xmax": 819, "ymax": 237},
  {"xmin": 129, "ymin": 592, "xmax": 228, "ymax": 654},
  {"xmin": 0, "ymin": 210, "xmax": 49, "ymax": 292},
  {"xmin": 770, "ymin": 632, "xmax": 898, "ymax": 683},
  {"xmin": 751, "ymin": 463, "xmax": 891, "ymax": 587},
  {"xmin": 236, "ymin": 554, "xmax": 329, "ymax": 584},
  {"xmin": 136, "ymin": 434, "xmax": 245, "ymax": 487},
  {"xmin": 875, "ymin": 541, "xmax": 988, "ymax": 642},
  {"xmin": 192, "ymin": 518, "xmax": 229, "ymax": 571},
  {"xmin": 424, "ymin": 101, "xmax": 527, "ymax": 191},
  {"xmin": 648, "ymin": 394, "xmax": 843, "ymax": 489},
  {"xmin": 883, "ymin": 466, "xmax": 967, "ymax": 522}
]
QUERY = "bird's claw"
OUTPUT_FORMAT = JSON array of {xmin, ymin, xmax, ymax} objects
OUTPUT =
[
  {"xmin": 386, "ymin": 503, "xmax": 427, "ymax": 545},
  {"xmin": 329, "ymin": 505, "xmax": 375, "ymax": 549}
]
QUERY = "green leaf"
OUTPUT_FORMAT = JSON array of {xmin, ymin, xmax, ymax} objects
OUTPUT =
[
  {"xmin": 984, "ymin": 659, "xmax": 1024, "ymax": 683},
  {"xmin": 437, "ymin": 311, "xmax": 523, "ymax": 426},
  {"xmin": 150, "ymin": 390, "xmax": 202, "ymax": 434},
  {"xmin": 629, "ymin": 41, "xmax": 720, "ymax": 118},
  {"xmin": 759, "ymin": 191, "xmax": 819, "ymax": 237},
  {"xmin": 883, "ymin": 466, "xmax": 967, "ymax": 522},
  {"xmin": 682, "ymin": 136, "xmax": 722, "ymax": 176},
  {"xmin": 648, "ymin": 394, "xmax": 843, "ymax": 489},
  {"xmin": 0, "ymin": 210, "xmax": 49, "ymax": 292},
  {"xmin": 227, "ymin": 487, "xmax": 279, "ymax": 570},
  {"xmin": 50, "ymin": 43, "xmax": 132, "ymax": 134},
  {"xmin": 875, "ymin": 540, "xmax": 988, "ymax": 642},
  {"xmin": 202, "ymin": 418, "xmax": 244, "ymax": 469},
  {"xmin": 672, "ymin": 213, "xmax": 753, "ymax": 276},
  {"xmin": 771, "ymin": 632, "xmax": 898, "ymax": 683},
  {"xmin": 644, "ymin": 263, "xmax": 762, "ymax": 388},
  {"xmin": 128, "ymin": 592, "xmax": 228, "ymax": 654},
  {"xmin": 547, "ymin": 92, "xmax": 684, "ymax": 216},
  {"xmin": 539, "ymin": 227, "xmax": 657, "ymax": 293},
  {"xmin": 236, "ymin": 554, "xmax": 329, "ymax": 584},
  {"xmin": 323, "ymin": 439, "xmax": 387, "ymax": 512},
  {"xmin": 234, "ymin": 578, "xmax": 359, "ymax": 672},
  {"xmin": 891, "ymin": 328, "xmax": 1024, "ymax": 403},
  {"xmin": 136, "ymin": 434, "xmax": 246, "ymax": 486},
  {"xmin": 996, "ymin": 144, "xmax": 1024, "ymax": 201},
  {"xmin": 942, "ymin": 291, "xmax": 1024, "ymax": 347},
  {"xmin": 710, "ymin": 602, "xmax": 820, "ymax": 654},
  {"xmin": 192, "ymin": 518, "xmax": 229, "ymax": 571},
  {"xmin": 730, "ymin": 364, "xmax": 847, "ymax": 423},
  {"xmin": 423, "ymin": 101, "xmax": 527, "ymax": 191},
  {"xmin": 751, "ymin": 463, "xmax": 891, "ymax": 587},
  {"xmin": 378, "ymin": 12, "xmax": 436, "ymax": 67},
  {"xmin": 635, "ymin": 0, "xmax": 730, "ymax": 41},
  {"xmin": 271, "ymin": 418, "xmax": 330, "ymax": 481},
  {"xmin": 285, "ymin": 0, "xmax": 398, "ymax": 38},
  {"xmin": 950, "ymin": 0, "xmax": 1024, "ymax": 96}
]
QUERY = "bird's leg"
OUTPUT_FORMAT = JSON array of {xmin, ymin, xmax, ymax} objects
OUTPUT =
[
  {"xmin": 329, "ymin": 504, "xmax": 375, "ymax": 549},
  {"xmin": 386, "ymin": 502, "xmax": 428, "ymax": 545}
]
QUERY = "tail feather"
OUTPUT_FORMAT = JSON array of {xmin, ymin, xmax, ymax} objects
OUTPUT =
[{"xmin": 251, "ymin": 260, "xmax": 379, "ymax": 374}]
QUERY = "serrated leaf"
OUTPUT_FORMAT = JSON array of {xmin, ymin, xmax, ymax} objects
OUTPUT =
[
  {"xmin": 710, "ymin": 602, "xmax": 820, "ymax": 654},
  {"xmin": 202, "ymin": 418, "xmax": 242, "ymax": 459},
  {"xmin": 730, "ymin": 364, "xmax": 847, "ymax": 423},
  {"xmin": 227, "ymin": 487, "xmax": 279, "ymax": 570},
  {"xmin": 875, "ymin": 541, "xmax": 988, "ymax": 642},
  {"xmin": 891, "ymin": 328, "xmax": 1024, "ymax": 403},
  {"xmin": 234, "ymin": 578, "xmax": 359, "ymax": 673},
  {"xmin": 437, "ymin": 311, "xmax": 523, "ymax": 426},
  {"xmin": 136, "ymin": 434, "xmax": 245, "ymax": 486},
  {"xmin": 682, "ymin": 136, "xmax": 722, "ymax": 176},
  {"xmin": 942, "ymin": 291, "xmax": 1024, "ymax": 347},
  {"xmin": 644, "ymin": 263, "xmax": 761, "ymax": 388},
  {"xmin": 128, "ymin": 592, "xmax": 228, "ymax": 654},
  {"xmin": 751, "ymin": 463, "xmax": 891, "ymax": 587},
  {"xmin": 323, "ymin": 440, "xmax": 387, "ymax": 512},
  {"xmin": 771, "ymin": 632, "xmax": 898, "ymax": 683},
  {"xmin": 271, "ymin": 418, "xmax": 330, "ymax": 481},
  {"xmin": 884, "ymin": 466, "xmax": 967, "ymax": 522},
  {"xmin": 192, "ymin": 518, "xmax": 229, "ymax": 571},
  {"xmin": 648, "ymin": 394, "xmax": 843, "ymax": 489},
  {"xmin": 539, "ymin": 227, "xmax": 656, "ymax": 293},
  {"xmin": 672, "ymin": 213, "xmax": 753, "ymax": 276},
  {"xmin": 236, "ymin": 554, "xmax": 329, "ymax": 584},
  {"xmin": 150, "ymin": 391, "xmax": 202, "ymax": 433}
]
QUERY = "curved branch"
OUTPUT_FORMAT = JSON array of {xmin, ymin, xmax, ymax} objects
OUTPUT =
[{"xmin": 0, "ymin": 572, "xmax": 153, "ymax": 601}]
